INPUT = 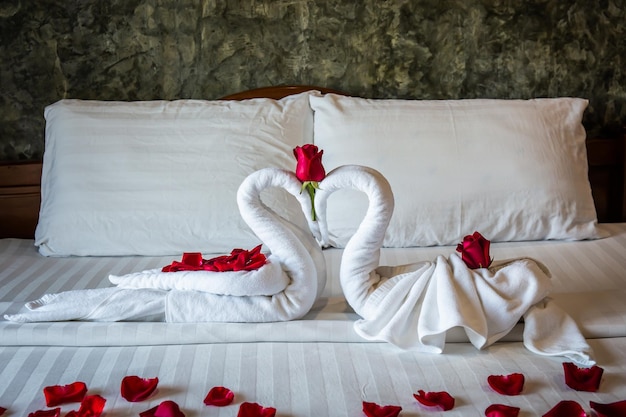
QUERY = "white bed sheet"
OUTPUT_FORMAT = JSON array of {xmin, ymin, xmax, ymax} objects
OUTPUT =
[
  {"xmin": 1, "ymin": 339, "xmax": 625, "ymax": 416},
  {"xmin": 1, "ymin": 223, "xmax": 625, "ymax": 347},
  {"xmin": 1, "ymin": 225, "xmax": 626, "ymax": 416}
]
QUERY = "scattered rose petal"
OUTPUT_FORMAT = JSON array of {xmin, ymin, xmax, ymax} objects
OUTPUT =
[
  {"xmin": 590, "ymin": 400, "xmax": 626, "ymax": 417},
  {"xmin": 485, "ymin": 404, "xmax": 520, "ymax": 417},
  {"xmin": 362, "ymin": 401, "xmax": 402, "ymax": 417},
  {"xmin": 28, "ymin": 408, "xmax": 61, "ymax": 417},
  {"xmin": 0, "ymin": 407, "xmax": 6, "ymax": 416},
  {"xmin": 66, "ymin": 394, "xmax": 106, "ymax": 417},
  {"xmin": 487, "ymin": 373, "xmax": 525, "ymax": 395},
  {"xmin": 542, "ymin": 400, "xmax": 587, "ymax": 417},
  {"xmin": 237, "ymin": 402, "xmax": 276, "ymax": 417},
  {"xmin": 121, "ymin": 375, "xmax": 159, "ymax": 402},
  {"xmin": 43, "ymin": 381, "xmax": 88, "ymax": 407},
  {"xmin": 140, "ymin": 400, "xmax": 185, "ymax": 417},
  {"xmin": 563, "ymin": 362, "xmax": 603, "ymax": 392},
  {"xmin": 204, "ymin": 386, "xmax": 234, "ymax": 406},
  {"xmin": 413, "ymin": 390, "xmax": 455, "ymax": 411}
]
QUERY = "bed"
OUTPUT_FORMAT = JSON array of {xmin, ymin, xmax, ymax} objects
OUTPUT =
[{"xmin": 1, "ymin": 86, "xmax": 625, "ymax": 417}]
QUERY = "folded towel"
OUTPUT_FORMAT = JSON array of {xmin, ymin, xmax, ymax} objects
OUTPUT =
[
  {"xmin": 109, "ymin": 254, "xmax": 288, "ymax": 296},
  {"xmin": 5, "ymin": 168, "xmax": 326, "ymax": 323},
  {"xmin": 314, "ymin": 164, "xmax": 593, "ymax": 365}
]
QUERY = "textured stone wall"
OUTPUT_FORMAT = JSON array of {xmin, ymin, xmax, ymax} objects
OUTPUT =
[{"xmin": 1, "ymin": 0, "xmax": 625, "ymax": 161}]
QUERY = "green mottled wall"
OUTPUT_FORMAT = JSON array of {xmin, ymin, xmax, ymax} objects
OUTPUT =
[{"xmin": 1, "ymin": 0, "xmax": 625, "ymax": 161}]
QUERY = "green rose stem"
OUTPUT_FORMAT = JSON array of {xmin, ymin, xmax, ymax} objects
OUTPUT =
[{"xmin": 302, "ymin": 181, "xmax": 319, "ymax": 221}]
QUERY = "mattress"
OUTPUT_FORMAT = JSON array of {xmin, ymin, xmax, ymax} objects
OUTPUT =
[
  {"xmin": 1, "ymin": 223, "xmax": 626, "ymax": 347},
  {"xmin": 1, "ymin": 225, "xmax": 626, "ymax": 415}
]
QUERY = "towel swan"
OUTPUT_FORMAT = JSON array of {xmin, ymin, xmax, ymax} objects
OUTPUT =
[
  {"xmin": 5, "ymin": 168, "xmax": 326, "ymax": 323},
  {"xmin": 313, "ymin": 165, "xmax": 593, "ymax": 365}
]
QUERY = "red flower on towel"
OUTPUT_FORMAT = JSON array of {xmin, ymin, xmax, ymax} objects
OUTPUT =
[
  {"xmin": 162, "ymin": 245, "xmax": 267, "ymax": 272},
  {"xmin": 456, "ymin": 231, "xmax": 493, "ymax": 269},
  {"xmin": 294, "ymin": 144, "xmax": 325, "ymax": 221},
  {"xmin": 140, "ymin": 400, "xmax": 185, "ymax": 417},
  {"xmin": 204, "ymin": 386, "xmax": 234, "ymax": 406},
  {"xmin": 563, "ymin": 362, "xmax": 603, "ymax": 392},
  {"xmin": 65, "ymin": 395, "xmax": 106, "ymax": 417},
  {"xmin": 413, "ymin": 390, "xmax": 455, "ymax": 411},
  {"xmin": 237, "ymin": 402, "xmax": 276, "ymax": 417},
  {"xmin": 542, "ymin": 400, "xmax": 587, "ymax": 417},
  {"xmin": 362, "ymin": 401, "xmax": 402, "ymax": 417},
  {"xmin": 120, "ymin": 376, "xmax": 159, "ymax": 402},
  {"xmin": 43, "ymin": 381, "xmax": 87, "ymax": 407},
  {"xmin": 485, "ymin": 404, "xmax": 520, "ymax": 417},
  {"xmin": 590, "ymin": 400, "xmax": 626, "ymax": 417},
  {"xmin": 487, "ymin": 373, "xmax": 525, "ymax": 395}
]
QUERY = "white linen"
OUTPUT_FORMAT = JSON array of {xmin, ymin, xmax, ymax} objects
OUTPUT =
[
  {"xmin": 1, "ymin": 223, "xmax": 626, "ymax": 346},
  {"xmin": 6, "ymin": 167, "xmax": 327, "ymax": 324},
  {"xmin": 311, "ymin": 165, "xmax": 592, "ymax": 364},
  {"xmin": 310, "ymin": 94, "xmax": 600, "ymax": 248},
  {"xmin": 35, "ymin": 92, "xmax": 317, "ymax": 256},
  {"xmin": 109, "ymin": 255, "xmax": 289, "ymax": 296},
  {"xmin": 2, "ymin": 339, "xmax": 626, "ymax": 417}
]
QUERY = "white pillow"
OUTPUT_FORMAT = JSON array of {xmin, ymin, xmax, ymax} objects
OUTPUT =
[
  {"xmin": 310, "ymin": 94, "xmax": 601, "ymax": 248},
  {"xmin": 36, "ymin": 92, "xmax": 316, "ymax": 256}
]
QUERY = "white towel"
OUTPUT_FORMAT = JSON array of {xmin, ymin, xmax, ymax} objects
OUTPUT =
[
  {"xmin": 109, "ymin": 254, "xmax": 288, "ymax": 296},
  {"xmin": 314, "ymin": 165, "xmax": 594, "ymax": 366},
  {"xmin": 5, "ymin": 168, "xmax": 326, "ymax": 323}
]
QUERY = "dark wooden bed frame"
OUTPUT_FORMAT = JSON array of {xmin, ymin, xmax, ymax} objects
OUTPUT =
[{"xmin": 1, "ymin": 86, "xmax": 624, "ymax": 239}]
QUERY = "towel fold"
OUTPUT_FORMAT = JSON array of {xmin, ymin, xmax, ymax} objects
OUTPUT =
[
  {"xmin": 352, "ymin": 254, "xmax": 593, "ymax": 365},
  {"xmin": 109, "ymin": 255, "xmax": 288, "ymax": 296},
  {"xmin": 312, "ymin": 165, "xmax": 593, "ymax": 366},
  {"xmin": 5, "ymin": 168, "xmax": 326, "ymax": 324}
]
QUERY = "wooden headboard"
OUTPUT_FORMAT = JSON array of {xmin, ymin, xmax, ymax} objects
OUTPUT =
[{"xmin": 1, "ymin": 86, "xmax": 624, "ymax": 239}]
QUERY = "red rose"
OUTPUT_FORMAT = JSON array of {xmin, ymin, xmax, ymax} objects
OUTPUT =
[
  {"xmin": 293, "ymin": 144, "xmax": 326, "ymax": 221},
  {"xmin": 456, "ymin": 231, "xmax": 493, "ymax": 269},
  {"xmin": 293, "ymin": 144, "xmax": 325, "ymax": 182}
]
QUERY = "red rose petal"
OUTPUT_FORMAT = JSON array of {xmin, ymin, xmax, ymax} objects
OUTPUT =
[
  {"xmin": 413, "ymin": 390, "xmax": 455, "ymax": 411},
  {"xmin": 43, "ymin": 381, "xmax": 88, "ymax": 407},
  {"xmin": 140, "ymin": 400, "xmax": 185, "ymax": 417},
  {"xmin": 362, "ymin": 401, "xmax": 402, "ymax": 417},
  {"xmin": 563, "ymin": 362, "xmax": 603, "ymax": 392},
  {"xmin": 590, "ymin": 400, "xmax": 626, "ymax": 417},
  {"xmin": 121, "ymin": 375, "xmax": 159, "ymax": 402},
  {"xmin": 237, "ymin": 402, "xmax": 276, "ymax": 417},
  {"xmin": 204, "ymin": 386, "xmax": 234, "ymax": 406},
  {"xmin": 487, "ymin": 373, "xmax": 525, "ymax": 395},
  {"xmin": 485, "ymin": 404, "xmax": 520, "ymax": 417},
  {"xmin": 0, "ymin": 407, "xmax": 6, "ymax": 416},
  {"xmin": 542, "ymin": 400, "xmax": 588, "ymax": 417},
  {"xmin": 28, "ymin": 408, "xmax": 61, "ymax": 417}
]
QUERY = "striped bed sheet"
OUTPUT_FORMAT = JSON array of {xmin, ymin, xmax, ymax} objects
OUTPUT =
[
  {"xmin": 1, "ymin": 223, "xmax": 626, "ymax": 346},
  {"xmin": 1, "ymin": 225, "xmax": 626, "ymax": 416}
]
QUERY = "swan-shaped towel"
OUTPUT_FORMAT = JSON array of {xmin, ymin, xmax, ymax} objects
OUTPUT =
[
  {"xmin": 314, "ymin": 165, "xmax": 594, "ymax": 366},
  {"xmin": 5, "ymin": 168, "xmax": 326, "ymax": 323}
]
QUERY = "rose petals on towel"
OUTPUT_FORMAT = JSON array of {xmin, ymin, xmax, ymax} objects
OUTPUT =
[
  {"xmin": 120, "ymin": 376, "xmax": 159, "ymax": 402},
  {"xmin": 590, "ymin": 400, "xmax": 626, "ymax": 417},
  {"xmin": 43, "ymin": 381, "xmax": 87, "ymax": 406},
  {"xmin": 563, "ymin": 362, "xmax": 604, "ymax": 392},
  {"xmin": 542, "ymin": 400, "xmax": 587, "ymax": 417},
  {"xmin": 162, "ymin": 245, "xmax": 267, "ymax": 272},
  {"xmin": 140, "ymin": 400, "xmax": 185, "ymax": 417},
  {"xmin": 0, "ymin": 407, "xmax": 5, "ymax": 416},
  {"xmin": 65, "ymin": 395, "xmax": 106, "ymax": 417},
  {"xmin": 487, "ymin": 373, "xmax": 525, "ymax": 395},
  {"xmin": 362, "ymin": 401, "xmax": 402, "ymax": 417},
  {"xmin": 413, "ymin": 390, "xmax": 455, "ymax": 411},
  {"xmin": 237, "ymin": 402, "xmax": 276, "ymax": 417},
  {"xmin": 204, "ymin": 386, "xmax": 234, "ymax": 406},
  {"xmin": 485, "ymin": 404, "xmax": 520, "ymax": 417}
]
